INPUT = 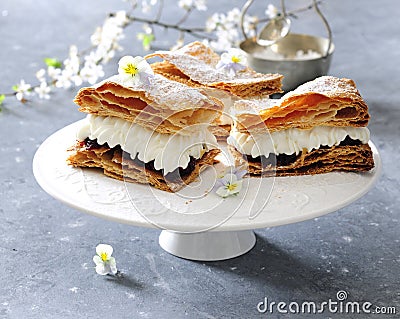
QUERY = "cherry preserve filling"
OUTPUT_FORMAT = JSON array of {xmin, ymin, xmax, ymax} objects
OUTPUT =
[
  {"xmin": 83, "ymin": 138, "xmax": 197, "ymax": 182},
  {"xmin": 243, "ymin": 136, "xmax": 363, "ymax": 167}
]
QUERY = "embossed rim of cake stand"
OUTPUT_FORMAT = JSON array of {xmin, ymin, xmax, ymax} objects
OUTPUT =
[{"xmin": 33, "ymin": 121, "xmax": 382, "ymax": 261}]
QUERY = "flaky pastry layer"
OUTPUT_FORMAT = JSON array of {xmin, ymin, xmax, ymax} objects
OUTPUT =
[
  {"xmin": 74, "ymin": 75, "xmax": 223, "ymax": 135},
  {"xmin": 146, "ymin": 41, "xmax": 283, "ymax": 98},
  {"xmin": 67, "ymin": 142, "xmax": 220, "ymax": 193},
  {"xmin": 234, "ymin": 76, "xmax": 370, "ymax": 134},
  {"xmin": 229, "ymin": 143, "xmax": 374, "ymax": 176}
]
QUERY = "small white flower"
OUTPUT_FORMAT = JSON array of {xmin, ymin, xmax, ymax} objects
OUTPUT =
[
  {"xmin": 114, "ymin": 10, "xmax": 128, "ymax": 26},
  {"xmin": 141, "ymin": 0, "xmax": 158, "ymax": 13},
  {"xmin": 80, "ymin": 57, "xmax": 105, "ymax": 84},
  {"xmin": 35, "ymin": 69, "xmax": 46, "ymax": 82},
  {"xmin": 118, "ymin": 55, "xmax": 154, "ymax": 86},
  {"xmin": 47, "ymin": 66, "xmax": 61, "ymax": 80},
  {"xmin": 243, "ymin": 15, "xmax": 258, "ymax": 38},
  {"xmin": 90, "ymin": 27, "xmax": 102, "ymax": 46},
  {"xmin": 215, "ymin": 173, "xmax": 243, "ymax": 198},
  {"xmin": 216, "ymin": 48, "xmax": 247, "ymax": 76},
  {"xmin": 206, "ymin": 13, "xmax": 220, "ymax": 32},
  {"xmin": 178, "ymin": 0, "xmax": 207, "ymax": 11},
  {"xmin": 14, "ymin": 80, "xmax": 32, "ymax": 102},
  {"xmin": 34, "ymin": 82, "xmax": 51, "ymax": 99},
  {"xmin": 93, "ymin": 244, "xmax": 117, "ymax": 276},
  {"xmin": 63, "ymin": 46, "xmax": 80, "ymax": 75},
  {"xmin": 80, "ymin": 65, "xmax": 104, "ymax": 85},
  {"xmin": 265, "ymin": 4, "xmax": 279, "ymax": 19},
  {"xmin": 194, "ymin": 0, "xmax": 207, "ymax": 11},
  {"xmin": 55, "ymin": 69, "xmax": 72, "ymax": 89},
  {"xmin": 226, "ymin": 7, "xmax": 240, "ymax": 22}
]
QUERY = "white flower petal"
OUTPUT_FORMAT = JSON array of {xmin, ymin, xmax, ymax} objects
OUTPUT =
[
  {"xmin": 93, "ymin": 255, "xmax": 103, "ymax": 265},
  {"xmin": 231, "ymin": 180, "xmax": 243, "ymax": 194},
  {"xmin": 216, "ymin": 186, "xmax": 230, "ymax": 198},
  {"xmin": 117, "ymin": 55, "xmax": 153, "ymax": 86},
  {"xmin": 16, "ymin": 92, "xmax": 24, "ymax": 101},
  {"xmin": 95, "ymin": 263, "xmax": 109, "ymax": 276},
  {"xmin": 137, "ymin": 59, "xmax": 154, "ymax": 74},
  {"xmin": 108, "ymin": 257, "xmax": 118, "ymax": 275},
  {"xmin": 222, "ymin": 173, "xmax": 238, "ymax": 184},
  {"xmin": 96, "ymin": 244, "xmax": 113, "ymax": 259},
  {"xmin": 217, "ymin": 48, "xmax": 248, "ymax": 76}
]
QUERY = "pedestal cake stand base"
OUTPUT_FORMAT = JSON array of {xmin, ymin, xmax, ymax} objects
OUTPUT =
[{"xmin": 159, "ymin": 230, "xmax": 256, "ymax": 261}]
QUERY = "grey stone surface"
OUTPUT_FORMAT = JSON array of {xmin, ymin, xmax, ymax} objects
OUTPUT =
[{"xmin": 0, "ymin": 0, "xmax": 399, "ymax": 318}]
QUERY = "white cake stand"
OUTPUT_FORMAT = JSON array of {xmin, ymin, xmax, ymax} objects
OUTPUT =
[{"xmin": 33, "ymin": 121, "xmax": 382, "ymax": 261}]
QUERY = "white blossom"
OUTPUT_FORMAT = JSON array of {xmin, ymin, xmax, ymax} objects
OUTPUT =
[
  {"xmin": 205, "ymin": 7, "xmax": 255, "ymax": 51},
  {"xmin": 178, "ymin": 0, "xmax": 207, "ymax": 11},
  {"xmin": 114, "ymin": 10, "xmax": 129, "ymax": 25},
  {"xmin": 55, "ymin": 68, "xmax": 82, "ymax": 89},
  {"xmin": 243, "ymin": 15, "xmax": 258, "ymax": 38},
  {"xmin": 93, "ymin": 244, "xmax": 117, "ymax": 276},
  {"xmin": 118, "ymin": 55, "xmax": 154, "ymax": 86},
  {"xmin": 35, "ymin": 69, "xmax": 46, "ymax": 83},
  {"xmin": 81, "ymin": 53, "xmax": 105, "ymax": 84},
  {"xmin": 89, "ymin": 11, "xmax": 127, "ymax": 64},
  {"xmin": 14, "ymin": 80, "xmax": 32, "ymax": 101},
  {"xmin": 64, "ymin": 45, "xmax": 80, "ymax": 74},
  {"xmin": 80, "ymin": 63, "xmax": 105, "ymax": 85},
  {"xmin": 216, "ymin": 48, "xmax": 247, "ymax": 76},
  {"xmin": 141, "ymin": 0, "xmax": 158, "ymax": 13},
  {"xmin": 265, "ymin": 4, "xmax": 279, "ymax": 19},
  {"xmin": 226, "ymin": 7, "xmax": 241, "ymax": 22},
  {"xmin": 47, "ymin": 66, "xmax": 61, "ymax": 80},
  {"xmin": 206, "ymin": 13, "xmax": 220, "ymax": 32},
  {"xmin": 34, "ymin": 82, "xmax": 51, "ymax": 99},
  {"xmin": 215, "ymin": 173, "xmax": 243, "ymax": 198}
]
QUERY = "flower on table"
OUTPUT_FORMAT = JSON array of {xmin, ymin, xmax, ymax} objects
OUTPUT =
[
  {"xmin": 13, "ymin": 80, "xmax": 32, "ymax": 102},
  {"xmin": 35, "ymin": 69, "xmax": 46, "ymax": 83},
  {"xmin": 216, "ymin": 48, "xmax": 247, "ymax": 77},
  {"xmin": 214, "ymin": 167, "xmax": 247, "ymax": 198},
  {"xmin": 118, "ymin": 55, "xmax": 154, "ymax": 86},
  {"xmin": 34, "ymin": 82, "xmax": 51, "ymax": 100},
  {"xmin": 93, "ymin": 244, "xmax": 118, "ymax": 276}
]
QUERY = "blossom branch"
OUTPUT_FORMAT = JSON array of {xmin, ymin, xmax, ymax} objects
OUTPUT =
[
  {"xmin": 127, "ymin": 15, "xmax": 214, "ymax": 40},
  {"xmin": 0, "ymin": 0, "xmax": 322, "ymax": 109}
]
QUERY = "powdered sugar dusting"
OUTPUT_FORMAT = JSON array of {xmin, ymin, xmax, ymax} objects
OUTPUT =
[
  {"xmin": 101, "ymin": 74, "xmax": 219, "ymax": 111},
  {"xmin": 233, "ymin": 97, "xmax": 278, "ymax": 115},
  {"xmin": 174, "ymin": 41, "xmax": 220, "ymax": 65},
  {"xmin": 157, "ymin": 52, "xmax": 233, "ymax": 83},
  {"xmin": 152, "ymin": 42, "xmax": 282, "ymax": 85},
  {"xmin": 282, "ymin": 76, "xmax": 363, "ymax": 103}
]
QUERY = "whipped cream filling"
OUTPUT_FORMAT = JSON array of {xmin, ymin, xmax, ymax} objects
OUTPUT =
[
  {"xmin": 227, "ymin": 126, "xmax": 370, "ymax": 158},
  {"xmin": 77, "ymin": 115, "xmax": 218, "ymax": 174}
]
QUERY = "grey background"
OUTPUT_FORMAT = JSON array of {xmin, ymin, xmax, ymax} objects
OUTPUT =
[{"xmin": 0, "ymin": 0, "xmax": 399, "ymax": 318}]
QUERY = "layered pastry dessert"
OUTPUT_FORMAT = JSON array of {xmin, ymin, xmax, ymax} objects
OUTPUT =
[
  {"xmin": 146, "ymin": 41, "xmax": 283, "ymax": 138},
  {"xmin": 67, "ymin": 71, "xmax": 223, "ymax": 192},
  {"xmin": 227, "ymin": 76, "xmax": 375, "ymax": 176}
]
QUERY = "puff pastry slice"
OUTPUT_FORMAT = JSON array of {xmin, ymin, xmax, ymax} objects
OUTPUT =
[
  {"xmin": 146, "ymin": 41, "xmax": 283, "ymax": 98},
  {"xmin": 74, "ymin": 74, "xmax": 223, "ymax": 135},
  {"xmin": 234, "ymin": 76, "xmax": 370, "ymax": 134}
]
